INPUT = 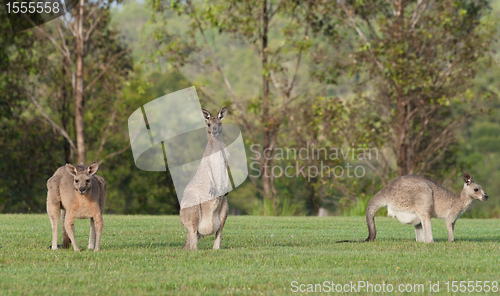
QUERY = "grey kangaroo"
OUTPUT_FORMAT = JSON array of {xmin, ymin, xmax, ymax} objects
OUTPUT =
[
  {"xmin": 366, "ymin": 172, "xmax": 488, "ymax": 243},
  {"xmin": 47, "ymin": 163, "xmax": 106, "ymax": 251},
  {"xmin": 179, "ymin": 107, "xmax": 229, "ymax": 250}
]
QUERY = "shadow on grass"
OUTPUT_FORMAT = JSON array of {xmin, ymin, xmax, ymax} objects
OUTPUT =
[
  {"xmin": 105, "ymin": 241, "xmax": 185, "ymax": 249},
  {"xmin": 450, "ymin": 237, "xmax": 500, "ymax": 242},
  {"xmin": 105, "ymin": 238, "xmax": 351, "ymax": 250},
  {"xmin": 336, "ymin": 237, "xmax": 500, "ymax": 243},
  {"xmin": 336, "ymin": 239, "xmax": 365, "ymax": 243}
]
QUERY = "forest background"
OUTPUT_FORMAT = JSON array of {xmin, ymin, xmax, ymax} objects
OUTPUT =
[{"xmin": 1, "ymin": 0, "xmax": 499, "ymax": 218}]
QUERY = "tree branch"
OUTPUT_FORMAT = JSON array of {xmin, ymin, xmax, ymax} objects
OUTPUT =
[
  {"xmin": 248, "ymin": 175, "xmax": 266, "ymax": 196},
  {"xmin": 30, "ymin": 94, "xmax": 77, "ymax": 153},
  {"xmin": 363, "ymin": 158, "xmax": 388, "ymax": 185},
  {"xmin": 410, "ymin": 0, "xmax": 430, "ymax": 30},
  {"xmin": 84, "ymin": 50, "xmax": 129, "ymax": 92},
  {"xmin": 269, "ymin": 0, "xmax": 282, "ymax": 19},
  {"xmin": 387, "ymin": 0, "xmax": 397, "ymax": 16},
  {"xmin": 94, "ymin": 106, "xmax": 117, "ymax": 162},
  {"xmin": 186, "ymin": 0, "xmax": 256, "ymax": 141},
  {"xmin": 57, "ymin": 19, "xmax": 76, "ymax": 90},
  {"xmin": 32, "ymin": 23, "xmax": 66, "ymax": 56},
  {"xmin": 85, "ymin": 9, "xmax": 107, "ymax": 42},
  {"xmin": 98, "ymin": 143, "xmax": 131, "ymax": 165},
  {"xmin": 339, "ymin": 3, "xmax": 384, "ymax": 71},
  {"xmin": 285, "ymin": 27, "xmax": 307, "ymax": 99}
]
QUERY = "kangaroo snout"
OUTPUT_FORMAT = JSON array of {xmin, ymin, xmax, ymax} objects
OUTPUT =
[
  {"xmin": 78, "ymin": 188, "xmax": 87, "ymax": 194},
  {"xmin": 210, "ymin": 125, "xmax": 222, "ymax": 136},
  {"xmin": 483, "ymin": 193, "xmax": 489, "ymax": 201}
]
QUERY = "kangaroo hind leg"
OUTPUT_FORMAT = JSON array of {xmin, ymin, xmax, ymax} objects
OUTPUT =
[
  {"xmin": 47, "ymin": 201, "xmax": 60, "ymax": 250},
  {"xmin": 180, "ymin": 206, "xmax": 200, "ymax": 250},
  {"xmin": 414, "ymin": 223, "xmax": 425, "ymax": 242},
  {"xmin": 213, "ymin": 198, "xmax": 228, "ymax": 250}
]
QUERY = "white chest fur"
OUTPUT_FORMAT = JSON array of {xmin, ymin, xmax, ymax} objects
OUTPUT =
[{"xmin": 387, "ymin": 206, "xmax": 421, "ymax": 225}]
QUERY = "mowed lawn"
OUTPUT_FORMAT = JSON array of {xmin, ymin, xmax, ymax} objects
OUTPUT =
[{"xmin": 0, "ymin": 215, "xmax": 499, "ymax": 295}]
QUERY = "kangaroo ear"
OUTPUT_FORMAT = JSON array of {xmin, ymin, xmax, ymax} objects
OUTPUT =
[
  {"xmin": 87, "ymin": 162, "xmax": 99, "ymax": 176},
  {"xmin": 201, "ymin": 108, "xmax": 211, "ymax": 121},
  {"xmin": 218, "ymin": 107, "xmax": 228, "ymax": 120},
  {"xmin": 463, "ymin": 172, "xmax": 474, "ymax": 185},
  {"xmin": 65, "ymin": 164, "xmax": 78, "ymax": 177}
]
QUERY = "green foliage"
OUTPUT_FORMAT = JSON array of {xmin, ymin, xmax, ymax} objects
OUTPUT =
[
  {"xmin": 100, "ymin": 65, "xmax": 194, "ymax": 214},
  {"xmin": 456, "ymin": 109, "xmax": 500, "ymax": 218},
  {"xmin": 342, "ymin": 193, "xmax": 388, "ymax": 217},
  {"xmin": 342, "ymin": 193, "xmax": 371, "ymax": 216},
  {"xmin": 1, "ymin": 0, "xmax": 500, "ymax": 217},
  {"xmin": 344, "ymin": 0, "xmax": 496, "ymax": 177},
  {"xmin": 0, "ymin": 8, "xmax": 65, "ymax": 213},
  {"xmin": 250, "ymin": 196, "xmax": 303, "ymax": 216}
]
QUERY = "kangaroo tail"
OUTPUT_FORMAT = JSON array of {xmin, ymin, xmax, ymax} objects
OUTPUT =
[{"xmin": 365, "ymin": 193, "xmax": 386, "ymax": 242}]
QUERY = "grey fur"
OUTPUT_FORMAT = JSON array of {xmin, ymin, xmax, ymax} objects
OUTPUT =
[
  {"xmin": 179, "ymin": 107, "xmax": 229, "ymax": 250},
  {"xmin": 46, "ymin": 162, "xmax": 106, "ymax": 251},
  {"xmin": 366, "ymin": 172, "xmax": 488, "ymax": 243}
]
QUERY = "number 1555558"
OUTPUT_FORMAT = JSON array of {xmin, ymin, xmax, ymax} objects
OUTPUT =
[
  {"xmin": 6, "ymin": 1, "xmax": 61, "ymax": 14},
  {"xmin": 445, "ymin": 281, "xmax": 498, "ymax": 293}
]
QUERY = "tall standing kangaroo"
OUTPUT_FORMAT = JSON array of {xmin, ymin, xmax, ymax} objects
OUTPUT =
[
  {"xmin": 179, "ymin": 107, "xmax": 230, "ymax": 250},
  {"xmin": 47, "ymin": 163, "xmax": 106, "ymax": 251},
  {"xmin": 366, "ymin": 172, "xmax": 488, "ymax": 243}
]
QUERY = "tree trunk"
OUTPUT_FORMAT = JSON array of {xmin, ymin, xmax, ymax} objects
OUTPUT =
[
  {"xmin": 61, "ymin": 56, "xmax": 71, "ymax": 163},
  {"xmin": 75, "ymin": 0, "xmax": 85, "ymax": 165},
  {"xmin": 396, "ymin": 96, "xmax": 408, "ymax": 176},
  {"xmin": 260, "ymin": 0, "xmax": 275, "ymax": 206},
  {"xmin": 307, "ymin": 181, "xmax": 319, "ymax": 216},
  {"xmin": 395, "ymin": 0, "xmax": 408, "ymax": 176}
]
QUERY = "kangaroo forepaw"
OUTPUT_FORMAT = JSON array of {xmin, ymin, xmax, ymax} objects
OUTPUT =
[{"xmin": 209, "ymin": 187, "xmax": 217, "ymax": 197}]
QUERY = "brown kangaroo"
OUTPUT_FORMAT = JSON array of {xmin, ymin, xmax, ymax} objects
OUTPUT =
[
  {"xmin": 366, "ymin": 172, "xmax": 488, "ymax": 243},
  {"xmin": 179, "ymin": 107, "xmax": 230, "ymax": 250},
  {"xmin": 47, "ymin": 163, "xmax": 106, "ymax": 251}
]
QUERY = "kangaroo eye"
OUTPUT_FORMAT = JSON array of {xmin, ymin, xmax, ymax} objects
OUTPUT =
[
  {"xmin": 86, "ymin": 180, "xmax": 90, "ymax": 183},
  {"xmin": 208, "ymin": 124, "xmax": 211, "ymax": 127},
  {"xmin": 75, "ymin": 180, "xmax": 79, "ymax": 183},
  {"xmin": 474, "ymin": 188, "xmax": 479, "ymax": 192}
]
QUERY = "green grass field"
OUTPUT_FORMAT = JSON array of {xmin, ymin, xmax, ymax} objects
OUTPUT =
[{"xmin": 0, "ymin": 215, "xmax": 499, "ymax": 295}]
